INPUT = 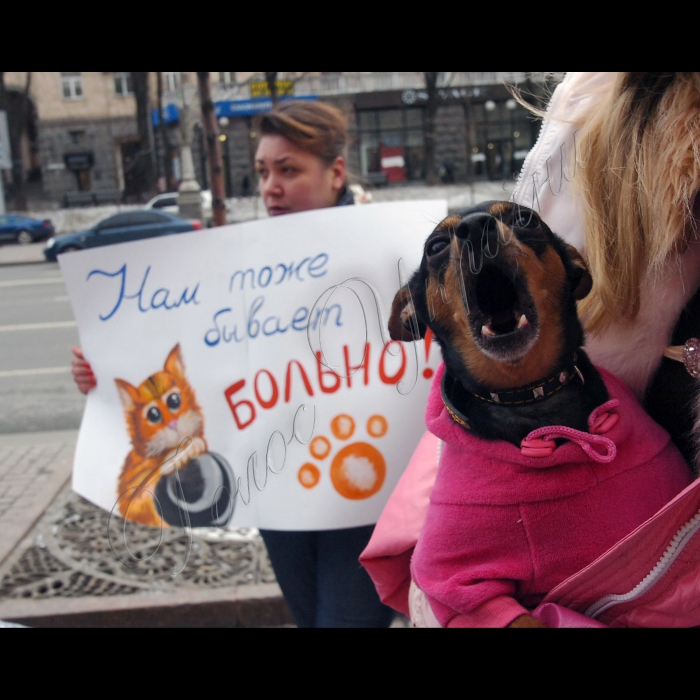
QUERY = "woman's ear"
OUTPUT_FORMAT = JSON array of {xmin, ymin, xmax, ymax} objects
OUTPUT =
[
  {"xmin": 331, "ymin": 156, "xmax": 346, "ymax": 192},
  {"xmin": 388, "ymin": 286, "xmax": 426, "ymax": 341},
  {"xmin": 566, "ymin": 245, "xmax": 593, "ymax": 300}
]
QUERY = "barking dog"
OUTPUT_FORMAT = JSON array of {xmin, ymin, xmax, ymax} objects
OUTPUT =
[
  {"xmin": 390, "ymin": 200, "xmax": 608, "ymax": 445},
  {"xmin": 386, "ymin": 202, "xmax": 691, "ymax": 628}
]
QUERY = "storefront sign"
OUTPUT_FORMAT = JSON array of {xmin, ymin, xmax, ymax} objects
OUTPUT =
[
  {"xmin": 215, "ymin": 95, "xmax": 317, "ymax": 119},
  {"xmin": 250, "ymin": 80, "xmax": 294, "ymax": 98},
  {"xmin": 152, "ymin": 103, "xmax": 180, "ymax": 127},
  {"xmin": 59, "ymin": 200, "xmax": 447, "ymax": 531},
  {"xmin": 64, "ymin": 152, "xmax": 94, "ymax": 171}
]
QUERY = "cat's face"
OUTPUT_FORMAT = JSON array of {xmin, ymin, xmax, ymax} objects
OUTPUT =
[{"xmin": 115, "ymin": 344, "xmax": 204, "ymax": 457}]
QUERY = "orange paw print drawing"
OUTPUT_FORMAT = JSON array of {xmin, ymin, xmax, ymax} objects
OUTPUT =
[{"xmin": 298, "ymin": 414, "xmax": 388, "ymax": 500}]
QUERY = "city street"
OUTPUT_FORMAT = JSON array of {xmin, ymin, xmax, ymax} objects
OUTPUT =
[{"xmin": 0, "ymin": 262, "xmax": 85, "ymax": 433}]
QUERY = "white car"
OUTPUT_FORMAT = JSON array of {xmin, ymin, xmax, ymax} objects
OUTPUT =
[{"xmin": 145, "ymin": 190, "xmax": 214, "ymax": 225}]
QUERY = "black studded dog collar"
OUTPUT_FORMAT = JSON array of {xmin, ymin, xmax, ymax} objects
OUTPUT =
[{"xmin": 441, "ymin": 355, "xmax": 584, "ymax": 427}]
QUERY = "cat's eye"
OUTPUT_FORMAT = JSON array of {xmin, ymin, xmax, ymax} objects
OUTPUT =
[
  {"xmin": 147, "ymin": 407, "xmax": 162, "ymax": 424},
  {"xmin": 166, "ymin": 392, "xmax": 181, "ymax": 412}
]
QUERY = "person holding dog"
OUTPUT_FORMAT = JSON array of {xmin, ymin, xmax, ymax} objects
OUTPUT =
[
  {"xmin": 73, "ymin": 100, "xmax": 395, "ymax": 628},
  {"xmin": 363, "ymin": 72, "xmax": 700, "ymax": 626}
]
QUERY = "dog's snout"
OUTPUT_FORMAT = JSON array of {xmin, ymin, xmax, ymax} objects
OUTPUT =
[{"xmin": 455, "ymin": 213, "xmax": 497, "ymax": 242}]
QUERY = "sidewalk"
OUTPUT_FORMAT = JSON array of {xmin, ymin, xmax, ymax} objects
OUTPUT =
[
  {"xmin": 0, "ymin": 430, "xmax": 76, "ymax": 565},
  {"xmin": 0, "ymin": 429, "xmax": 290, "ymax": 627},
  {"xmin": 0, "ymin": 243, "xmax": 46, "ymax": 267}
]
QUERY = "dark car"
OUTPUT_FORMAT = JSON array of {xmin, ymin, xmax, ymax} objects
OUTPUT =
[
  {"xmin": 44, "ymin": 211, "xmax": 203, "ymax": 261},
  {"xmin": 0, "ymin": 214, "xmax": 55, "ymax": 245}
]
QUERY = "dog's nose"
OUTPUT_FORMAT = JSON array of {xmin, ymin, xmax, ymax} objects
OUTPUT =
[{"xmin": 455, "ymin": 213, "xmax": 497, "ymax": 242}]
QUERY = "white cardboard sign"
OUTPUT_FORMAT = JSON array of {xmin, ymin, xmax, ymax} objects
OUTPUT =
[{"xmin": 60, "ymin": 200, "xmax": 447, "ymax": 531}]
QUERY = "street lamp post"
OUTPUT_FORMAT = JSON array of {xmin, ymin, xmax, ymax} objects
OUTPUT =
[
  {"xmin": 177, "ymin": 99, "xmax": 203, "ymax": 222},
  {"xmin": 0, "ymin": 111, "xmax": 11, "ymax": 215}
]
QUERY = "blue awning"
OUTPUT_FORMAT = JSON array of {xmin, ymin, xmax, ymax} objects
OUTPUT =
[
  {"xmin": 215, "ymin": 95, "xmax": 318, "ymax": 118},
  {"xmin": 152, "ymin": 95, "xmax": 318, "ymax": 126}
]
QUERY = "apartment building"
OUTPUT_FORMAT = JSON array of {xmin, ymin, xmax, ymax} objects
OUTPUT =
[{"xmin": 2, "ymin": 72, "xmax": 558, "ymax": 205}]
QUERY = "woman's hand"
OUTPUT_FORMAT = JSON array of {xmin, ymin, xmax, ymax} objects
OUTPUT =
[{"xmin": 72, "ymin": 347, "xmax": 96, "ymax": 394}]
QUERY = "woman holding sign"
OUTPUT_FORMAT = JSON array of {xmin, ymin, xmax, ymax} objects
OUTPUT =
[{"xmin": 72, "ymin": 101, "xmax": 395, "ymax": 628}]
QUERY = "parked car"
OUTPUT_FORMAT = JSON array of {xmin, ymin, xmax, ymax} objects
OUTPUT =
[
  {"xmin": 0, "ymin": 214, "xmax": 55, "ymax": 245},
  {"xmin": 145, "ymin": 190, "xmax": 214, "ymax": 225},
  {"xmin": 44, "ymin": 211, "xmax": 202, "ymax": 261}
]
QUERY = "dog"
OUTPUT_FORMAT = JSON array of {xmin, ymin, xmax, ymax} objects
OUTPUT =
[
  {"xmin": 390, "ymin": 200, "xmax": 608, "ymax": 446},
  {"xmin": 386, "ymin": 201, "xmax": 691, "ymax": 628}
]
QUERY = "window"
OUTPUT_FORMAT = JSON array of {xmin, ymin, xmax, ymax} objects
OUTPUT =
[
  {"xmin": 98, "ymin": 212, "xmax": 168, "ymax": 230},
  {"xmin": 61, "ymin": 72, "xmax": 84, "ymax": 100},
  {"xmin": 164, "ymin": 72, "xmax": 183, "ymax": 92},
  {"xmin": 358, "ymin": 108, "xmax": 425, "ymax": 181},
  {"xmin": 114, "ymin": 72, "xmax": 133, "ymax": 97},
  {"xmin": 152, "ymin": 197, "xmax": 178, "ymax": 209},
  {"xmin": 69, "ymin": 130, "xmax": 85, "ymax": 145}
]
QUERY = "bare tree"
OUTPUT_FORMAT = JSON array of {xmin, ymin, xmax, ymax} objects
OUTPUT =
[
  {"xmin": 197, "ymin": 72, "xmax": 226, "ymax": 226},
  {"xmin": 264, "ymin": 72, "xmax": 279, "ymax": 105},
  {"xmin": 131, "ymin": 72, "xmax": 157, "ymax": 198},
  {"xmin": 423, "ymin": 72, "xmax": 441, "ymax": 186},
  {"xmin": 0, "ymin": 72, "xmax": 32, "ymax": 210},
  {"xmin": 156, "ymin": 71, "xmax": 174, "ymax": 191},
  {"xmin": 262, "ymin": 72, "xmax": 307, "ymax": 105}
]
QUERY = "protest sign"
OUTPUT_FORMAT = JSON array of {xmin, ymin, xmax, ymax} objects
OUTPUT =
[{"xmin": 60, "ymin": 200, "xmax": 447, "ymax": 531}]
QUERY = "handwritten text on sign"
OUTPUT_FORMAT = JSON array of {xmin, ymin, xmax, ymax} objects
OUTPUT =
[{"xmin": 60, "ymin": 201, "xmax": 447, "ymax": 530}]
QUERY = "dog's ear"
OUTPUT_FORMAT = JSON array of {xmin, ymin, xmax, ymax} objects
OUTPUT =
[
  {"xmin": 565, "ymin": 245, "xmax": 593, "ymax": 301},
  {"xmin": 388, "ymin": 286, "xmax": 426, "ymax": 341}
]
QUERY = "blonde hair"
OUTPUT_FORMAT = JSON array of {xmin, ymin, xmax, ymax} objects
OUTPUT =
[{"xmin": 574, "ymin": 72, "xmax": 700, "ymax": 333}]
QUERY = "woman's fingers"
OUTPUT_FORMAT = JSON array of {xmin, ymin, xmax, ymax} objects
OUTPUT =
[{"xmin": 71, "ymin": 347, "xmax": 95, "ymax": 393}]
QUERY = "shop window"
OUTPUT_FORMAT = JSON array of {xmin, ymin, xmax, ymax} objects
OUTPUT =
[
  {"xmin": 114, "ymin": 72, "xmax": 133, "ymax": 97},
  {"xmin": 358, "ymin": 108, "xmax": 425, "ymax": 182},
  {"xmin": 61, "ymin": 73, "xmax": 83, "ymax": 100},
  {"xmin": 379, "ymin": 110, "xmax": 402, "ymax": 130},
  {"xmin": 470, "ymin": 100, "xmax": 535, "ymax": 181}
]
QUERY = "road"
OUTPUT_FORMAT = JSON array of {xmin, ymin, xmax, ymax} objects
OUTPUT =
[
  {"xmin": 0, "ymin": 262, "xmax": 86, "ymax": 433},
  {"xmin": 0, "ymin": 181, "xmax": 518, "ymax": 436}
]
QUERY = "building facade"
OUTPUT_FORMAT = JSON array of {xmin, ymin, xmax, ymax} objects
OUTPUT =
[{"xmin": 2, "ymin": 72, "xmax": 559, "ymax": 206}]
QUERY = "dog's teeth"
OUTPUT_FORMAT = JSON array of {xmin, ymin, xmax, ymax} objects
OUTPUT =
[
  {"xmin": 517, "ymin": 314, "xmax": 529, "ymax": 329},
  {"xmin": 482, "ymin": 323, "xmax": 496, "ymax": 337}
]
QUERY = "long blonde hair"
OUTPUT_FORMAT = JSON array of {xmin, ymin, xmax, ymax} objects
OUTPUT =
[{"xmin": 575, "ymin": 72, "xmax": 700, "ymax": 333}]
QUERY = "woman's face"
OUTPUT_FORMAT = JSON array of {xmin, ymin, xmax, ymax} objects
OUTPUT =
[{"xmin": 255, "ymin": 135, "xmax": 346, "ymax": 216}]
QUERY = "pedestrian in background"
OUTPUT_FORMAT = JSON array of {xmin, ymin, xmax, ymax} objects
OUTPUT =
[{"xmin": 72, "ymin": 100, "xmax": 395, "ymax": 628}]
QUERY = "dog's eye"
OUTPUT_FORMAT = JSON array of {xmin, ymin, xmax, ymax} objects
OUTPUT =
[
  {"xmin": 514, "ymin": 211, "xmax": 540, "ymax": 229},
  {"xmin": 427, "ymin": 238, "xmax": 449, "ymax": 257}
]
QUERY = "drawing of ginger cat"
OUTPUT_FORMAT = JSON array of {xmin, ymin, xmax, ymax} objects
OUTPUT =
[{"xmin": 115, "ymin": 344, "xmax": 207, "ymax": 527}]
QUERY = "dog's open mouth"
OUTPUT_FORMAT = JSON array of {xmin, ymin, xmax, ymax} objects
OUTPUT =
[{"xmin": 469, "ymin": 264, "xmax": 538, "ymax": 360}]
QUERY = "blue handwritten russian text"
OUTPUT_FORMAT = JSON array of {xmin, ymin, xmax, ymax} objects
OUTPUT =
[
  {"xmin": 87, "ymin": 264, "xmax": 201, "ymax": 321},
  {"xmin": 205, "ymin": 296, "xmax": 342, "ymax": 347},
  {"xmin": 229, "ymin": 254, "xmax": 329, "ymax": 293}
]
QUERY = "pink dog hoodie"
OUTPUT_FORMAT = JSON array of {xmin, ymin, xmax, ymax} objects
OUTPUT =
[{"xmin": 400, "ymin": 363, "xmax": 692, "ymax": 627}]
